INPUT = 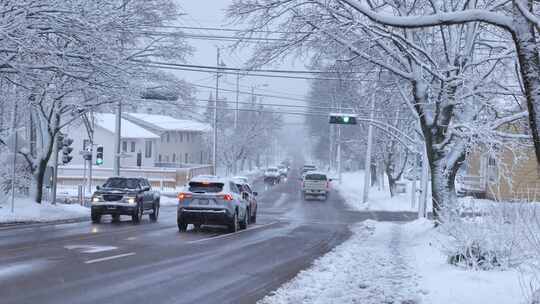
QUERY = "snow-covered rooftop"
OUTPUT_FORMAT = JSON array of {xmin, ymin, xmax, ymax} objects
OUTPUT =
[
  {"xmin": 94, "ymin": 113, "xmax": 159, "ymax": 139},
  {"xmin": 125, "ymin": 113, "xmax": 212, "ymax": 133}
]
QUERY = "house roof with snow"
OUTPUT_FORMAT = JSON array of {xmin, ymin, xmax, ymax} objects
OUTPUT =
[
  {"xmin": 123, "ymin": 113, "xmax": 212, "ymax": 133},
  {"xmin": 94, "ymin": 113, "xmax": 160, "ymax": 139}
]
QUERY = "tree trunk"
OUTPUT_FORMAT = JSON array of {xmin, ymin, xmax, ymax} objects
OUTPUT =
[
  {"xmin": 513, "ymin": 3, "xmax": 540, "ymax": 167},
  {"xmin": 34, "ymin": 158, "xmax": 48, "ymax": 203},
  {"xmin": 387, "ymin": 173, "xmax": 397, "ymax": 197}
]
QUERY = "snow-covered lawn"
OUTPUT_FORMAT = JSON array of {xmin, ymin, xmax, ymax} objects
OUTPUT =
[
  {"xmin": 260, "ymin": 219, "xmax": 526, "ymax": 304},
  {"xmin": 334, "ymin": 171, "xmax": 419, "ymax": 212},
  {"xmin": 0, "ymin": 198, "xmax": 89, "ymax": 224}
]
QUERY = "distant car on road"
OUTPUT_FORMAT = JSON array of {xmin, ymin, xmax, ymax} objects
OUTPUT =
[
  {"xmin": 302, "ymin": 164, "xmax": 317, "ymax": 175},
  {"xmin": 301, "ymin": 172, "xmax": 332, "ymax": 201},
  {"xmin": 232, "ymin": 176, "xmax": 249, "ymax": 184},
  {"xmin": 234, "ymin": 180, "xmax": 258, "ymax": 224},
  {"xmin": 264, "ymin": 167, "xmax": 281, "ymax": 185},
  {"xmin": 278, "ymin": 165, "xmax": 288, "ymax": 178},
  {"xmin": 177, "ymin": 176, "xmax": 250, "ymax": 233},
  {"xmin": 91, "ymin": 177, "xmax": 160, "ymax": 223}
]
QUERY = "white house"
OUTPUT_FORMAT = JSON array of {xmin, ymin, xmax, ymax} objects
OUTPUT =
[
  {"xmin": 123, "ymin": 113, "xmax": 212, "ymax": 165},
  {"xmin": 64, "ymin": 113, "xmax": 160, "ymax": 168}
]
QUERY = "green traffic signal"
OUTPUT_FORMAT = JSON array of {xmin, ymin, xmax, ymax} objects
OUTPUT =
[{"xmin": 329, "ymin": 114, "xmax": 357, "ymax": 125}]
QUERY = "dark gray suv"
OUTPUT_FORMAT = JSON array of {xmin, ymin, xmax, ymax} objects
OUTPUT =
[{"xmin": 91, "ymin": 177, "xmax": 160, "ymax": 223}]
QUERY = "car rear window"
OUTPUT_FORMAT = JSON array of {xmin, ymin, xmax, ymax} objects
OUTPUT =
[
  {"xmin": 305, "ymin": 174, "xmax": 327, "ymax": 181},
  {"xmin": 188, "ymin": 182, "xmax": 224, "ymax": 193}
]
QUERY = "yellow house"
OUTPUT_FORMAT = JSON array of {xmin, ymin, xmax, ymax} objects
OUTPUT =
[{"xmin": 460, "ymin": 146, "xmax": 540, "ymax": 201}]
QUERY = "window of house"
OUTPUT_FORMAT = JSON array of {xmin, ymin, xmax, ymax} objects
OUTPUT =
[
  {"xmin": 172, "ymin": 153, "xmax": 176, "ymax": 163},
  {"xmin": 166, "ymin": 133, "xmax": 170, "ymax": 143},
  {"xmin": 487, "ymin": 156, "xmax": 498, "ymax": 182},
  {"xmin": 145, "ymin": 140, "xmax": 152, "ymax": 158},
  {"xmin": 131, "ymin": 141, "xmax": 135, "ymax": 152},
  {"xmin": 158, "ymin": 154, "xmax": 162, "ymax": 162},
  {"xmin": 122, "ymin": 141, "xmax": 127, "ymax": 152},
  {"xmin": 200, "ymin": 151, "xmax": 203, "ymax": 164},
  {"xmin": 180, "ymin": 132, "xmax": 183, "ymax": 142},
  {"xmin": 185, "ymin": 153, "xmax": 189, "ymax": 163}
]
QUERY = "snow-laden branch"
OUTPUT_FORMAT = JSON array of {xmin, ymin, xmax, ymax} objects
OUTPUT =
[{"xmin": 338, "ymin": 0, "xmax": 514, "ymax": 31}]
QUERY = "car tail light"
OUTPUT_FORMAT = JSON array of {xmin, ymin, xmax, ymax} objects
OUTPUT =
[
  {"xmin": 223, "ymin": 194, "xmax": 233, "ymax": 201},
  {"xmin": 178, "ymin": 192, "xmax": 192, "ymax": 200}
]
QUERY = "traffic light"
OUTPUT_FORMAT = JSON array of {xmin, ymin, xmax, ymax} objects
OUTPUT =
[
  {"xmin": 96, "ymin": 145, "xmax": 104, "ymax": 165},
  {"xmin": 329, "ymin": 113, "xmax": 358, "ymax": 125},
  {"xmin": 61, "ymin": 137, "xmax": 74, "ymax": 164}
]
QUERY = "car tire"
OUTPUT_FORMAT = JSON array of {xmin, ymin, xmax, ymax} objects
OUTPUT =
[
  {"xmin": 150, "ymin": 201, "xmax": 159, "ymax": 222},
  {"xmin": 194, "ymin": 224, "xmax": 202, "ymax": 230},
  {"xmin": 112, "ymin": 214, "xmax": 121, "ymax": 222},
  {"xmin": 91, "ymin": 211, "xmax": 101, "ymax": 224},
  {"xmin": 178, "ymin": 221, "xmax": 188, "ymax": 232},
  {"xmin": 229, "ymin": 212, "xmax": 239, "ymax": 233},
  {"xmin": 240, "ymin": 209, "xmax": 249, "ymax": 230},
  {"xmin": 251, "ymin": 208, "xmax": 257, "ymax": 223},
  {"xmin": 132, "ymin": 204, "xmax": 143, "ymax": 223}
]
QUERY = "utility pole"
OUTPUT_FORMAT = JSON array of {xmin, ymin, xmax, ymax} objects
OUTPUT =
[
  {"xmin": 212, "ymin": 47, "xmax": 220, "ymax": 175},
  {"xmin": 113, "ymin": 101, "xmax": 121, "ymax": 176},
  {"xmin": 234, "ymin": 72, "xmax": 239, "ymax": 129},
  {"xmin": 337, "ymin": 125, "xmax": 342, "ymax": 184},
  {"xmin": 10, "ymin": 101, "xmax": 18, "ymax": 212},
  {"xmin": 362, "ymin": 95, "xmax": 375, "ymax": 204},
  {"xmin": 113, "ymin": 0, "xmax": 126, "ymax": 177}
]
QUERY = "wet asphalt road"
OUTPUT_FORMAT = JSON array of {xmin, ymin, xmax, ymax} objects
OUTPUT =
[{"xmin": 0, "ymin": 170, "xmax": 417, "ymax": 304}]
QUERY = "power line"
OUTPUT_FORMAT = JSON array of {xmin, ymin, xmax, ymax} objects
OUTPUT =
[
  {"xmin": 140, "ymin": 63, "xmax": 372, "ymax": 82},
  {"xmin": 143, "ymin": 24, "xmax": 313, "ymax": 35},
  {"xmin": 132, "ymin": 59, "xmax": 362, "ymax": 75}
]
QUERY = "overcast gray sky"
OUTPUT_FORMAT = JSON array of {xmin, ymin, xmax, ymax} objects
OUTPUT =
[{"xmin": 173, "ymin": 0, "xmax": 310, "ymax": 125}]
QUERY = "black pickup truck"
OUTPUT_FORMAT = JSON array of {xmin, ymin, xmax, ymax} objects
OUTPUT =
[{"xmin": 90, "ymin": 177, "xmax": 160, "ymax": 223}]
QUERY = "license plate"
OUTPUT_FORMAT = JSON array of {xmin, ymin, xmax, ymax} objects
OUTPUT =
[
  {"xmin": 194, "ymin": 199, "xmax": 209, "ymax": 205},
  {"xmin": 107, "ymin": 206, "xmax": 117, "ymax": 210}
]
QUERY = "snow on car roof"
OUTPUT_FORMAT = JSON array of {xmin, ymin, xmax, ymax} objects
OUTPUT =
[
  {"xmin": 94, "ymin": 113, "xmax": 159, "ymax": 139},
  {"xmin": 304, "ymin": 171, "xmax": 328, "ymax": 176},
  {"xmin": 189, "ymin": 176, "xmax": 229, "ymax": 184},
  {"xmin": 125, "ymin": 113, "xmax": 212, "ymax": 133}
]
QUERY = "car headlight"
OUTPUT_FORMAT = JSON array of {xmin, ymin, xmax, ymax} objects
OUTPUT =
[
  {"xmin": 125, "ymin": 197, "xmax": 137, "ymax": 204},
  {"xmin": 92, "ymin": 196, "xmax": 102, "ymax": 203}
]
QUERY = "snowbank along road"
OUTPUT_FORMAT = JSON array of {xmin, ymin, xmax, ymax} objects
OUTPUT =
[{"xmin": 0, "ymin": 168, "xmax": 417, "ymax": 304}]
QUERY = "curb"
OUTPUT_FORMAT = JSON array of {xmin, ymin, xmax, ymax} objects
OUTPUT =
[{"xmin": 0, "ymin": 216, "xmax": 90, "ymax": 231}]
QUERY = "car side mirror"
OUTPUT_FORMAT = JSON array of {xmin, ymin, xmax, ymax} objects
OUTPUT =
[
  {"xmin": 143, "ymin": 186, "xmax": 150, "ymax": 191},
  {"xmin": 253, "ymin": 192, "xmax": 258, "ymax": 196},
  {"xmin": 329, "ymin": 179, "xmax": 333, "ymax": 182},
  {"xmin": 96, "ymin": 185, "xmax": 101, "ymax": 190}
]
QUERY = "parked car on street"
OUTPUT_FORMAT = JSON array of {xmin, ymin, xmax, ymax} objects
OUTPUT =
[
  {"xmin": 264, "ymin": 167, "xmax": 281, "ymax": 185},
  {"xmin": 91, "ymin": 177, "xmax": 160, "ymax": 223},
  {"xmin": 177, "ymin": 176, "xmax": 250, "ymax": 233},
  {"xmin": 301, "ymin": 172, "xmax": 332, "ymax": 201}
]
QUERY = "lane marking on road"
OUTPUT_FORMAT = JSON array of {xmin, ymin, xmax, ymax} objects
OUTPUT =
[
  {"xmin": 187, "ymin": 221, "xmax": 279, "ymax": 244},
  {"xmin": 64, "ymin": 245, "xmax": 118, "ymax": 253},
  {"xmin": 84, "ymin": 252, "xmax": 136, "ymax": 264}
]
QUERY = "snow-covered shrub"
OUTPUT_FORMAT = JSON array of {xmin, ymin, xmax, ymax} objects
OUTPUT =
[
  {"xmin": 441, "ymin": 202, "xmax": 540, "ymax": 270},
  {"xmin": 0, "ymin": 151, "xmax": 33, "ymax": 197}
]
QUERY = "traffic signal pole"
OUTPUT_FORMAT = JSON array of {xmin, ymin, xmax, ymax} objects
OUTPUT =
[
  {"xmin": 51, "ymin": 135, "xmax": 60, "ymax": 205},
  {"xmin": 362, "ymin": 97, "xmax": 375, "ymax": 204}
]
